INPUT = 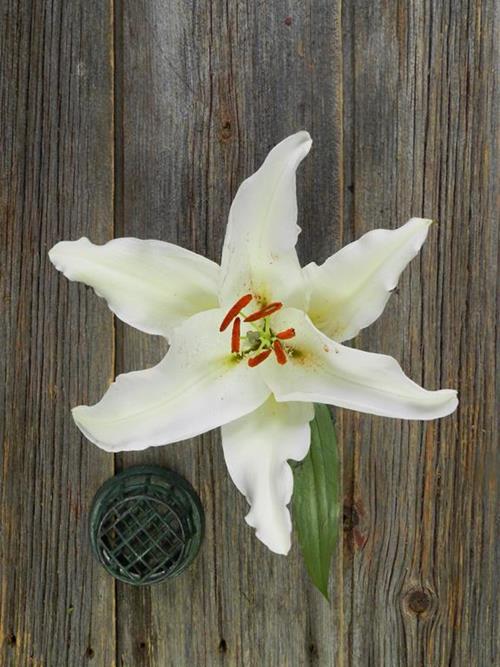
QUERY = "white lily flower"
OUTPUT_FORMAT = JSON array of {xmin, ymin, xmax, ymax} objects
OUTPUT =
[{"xmin": 49, "ymin": 131, "xmax": 458, "ymax": 555}]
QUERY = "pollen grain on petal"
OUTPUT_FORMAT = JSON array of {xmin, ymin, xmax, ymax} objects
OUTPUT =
[
  {"xmin": 244, "ymin": 301, "xmax": 283, "ymax": 322},
  {"xmin": 219, "ymin": 293, "xmax": 253, "ymax": 331},
  {"xmin": 248, "ymin": 349, "xmax": 272, "ymax": 367},
  {"xmin": 273, "ymin": 340, "xmax": 287, "ymax": 365},
  {"xmin": 231, "ymin": 317, "xmax": 241, "ymax": 353},
  {"xmin": 276, "ymin": 327, "xmax": 295, "ymax": 340}
]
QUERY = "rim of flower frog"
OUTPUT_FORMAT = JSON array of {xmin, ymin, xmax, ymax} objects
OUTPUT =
[{"xmin": 89, "ymin": 465, "xmax": 205, "ymax": 585}]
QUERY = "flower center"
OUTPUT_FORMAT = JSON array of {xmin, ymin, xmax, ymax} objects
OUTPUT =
[{"xmin": 219, "ymin": 294, "xmax": 296, "ymax": 367}]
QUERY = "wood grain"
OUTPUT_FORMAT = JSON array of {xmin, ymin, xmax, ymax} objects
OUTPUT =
[
  {"xmin": 342, "ymin": 1, "xmax": 498, "ymax": 665},
  {"xmin": 1, "ymin": 0, "xmax": 497, "ymax": 665},
  {"xmin": 114, "ymin": 2, "xmax": 343, "ymax": 665},
  {"xmin": 0, "ymin": 1, "xmax": 115, "ymax": 665}
]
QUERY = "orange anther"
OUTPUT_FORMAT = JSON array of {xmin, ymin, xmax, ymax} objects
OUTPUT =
[
  {"xmin": 276, "ymin": 327, "xmax": 295, "ymax": 340},
  {"xmin": 219, "ymin": 293, "xmax": 253, "ymax": 331},
  {"xmin": 273, "ymin": 340, "xmax": 287, "ymax": 365},
  {"xmin": 231, "ymin": 317, "xmax": 241, "ymax": 353},
  {"xmin": 244, "ymin": 302, "xmax": 283, "ymax": 322},
  {"xmin": 247, "ymin": 348, "xmax": 272, "ymax": 367}
]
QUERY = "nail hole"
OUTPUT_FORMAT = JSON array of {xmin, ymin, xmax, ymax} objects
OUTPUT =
[
  {"xmin": 218, "ymin": 638, "xmax": 227, "ymax": 653},
  {"xmin": 85, "ymin": 647, "xmax": 94, "ymax": 659},
  {"xmin": 309, "ymin": 642, "xmax": 318, "ymax": 657},
  {"xmin": 284, "ymin": 16, "xmax": 293, "ymax": 26},
  {"xmin": 139, "ymin": 641, "xmax": 147, "ymax": 650},
  {"xmin": 6, "ymin": 633, "xmax": 16, "ymax": 647}
]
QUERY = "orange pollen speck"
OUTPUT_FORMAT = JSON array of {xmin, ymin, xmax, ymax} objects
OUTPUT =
[
  {"xmin": 248, "ymin": 349, "xmax": 272, "ymax": 367},
  {"xmin": 244, "ymin": 301, "xmax": 283, "ymax": 322},
  {"xmin": 219, "ymin": 293, "xmax": 253, "ymax": 331},
  {"xmin": 276, "ymin": 327, "xmax": 295, "ymax": 340},
  {"xmin": 273, "ymin": 340, "xmax": 287, "ymax": 365},
  {"xmin": 231, "ymin": 317, "xmax": 241, "ymax": 353}
]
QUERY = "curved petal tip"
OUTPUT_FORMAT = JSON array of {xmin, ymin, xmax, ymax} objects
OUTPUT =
[
  {"xmin": 48, "ymin": 238, "xmax": 90, "ymax": 273},
  {"xmin": 435, "ymin": 389, "xmax": 459, "ymax": 419},
  {"xmin": 287, "ymin": 130, "xmax": 312, "ymax": 155},
  {"xmin": 246, "ymin": 515, "xmax": 291, "ymax": 555}
]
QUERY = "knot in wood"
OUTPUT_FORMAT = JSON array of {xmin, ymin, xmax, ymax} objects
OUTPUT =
[
  {"xmin": 342, "ymin": 504, "xmax": 359, "ymax": 531},
  {"xmin": 406, "ymin": 588, "xmax": 432, "ymax": 614},
  {"xmin": 219, "ymin": 120, "xmax": 232, "ymax": 142}
]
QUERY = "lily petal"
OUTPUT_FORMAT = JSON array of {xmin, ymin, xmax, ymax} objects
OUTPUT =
[
  {"xmin": 219, "ymin": 131, "xmax": 312, "ymax": 310},
  {"xmin": 303, "ymin": 218, "xmax": 433, "ymax": 341},
  {"xmin": 221, "ymin": 397, "xmax": 314, "ymax": 554},
  {"xmin": 261, "ymin": 309, "xmax": 458, "ymax": 420},
  {"xmin": 49, "ymin": 237, "xmax": 219, "ymax": 338},
  {"xmin": 72, "ymin": 309, "xmax": 270, "ymax": 451}
]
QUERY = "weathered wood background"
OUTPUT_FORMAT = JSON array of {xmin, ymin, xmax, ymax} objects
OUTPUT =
[{"xmin": 1, "ymin": 1, "xmax": 497, "ymax": 665}]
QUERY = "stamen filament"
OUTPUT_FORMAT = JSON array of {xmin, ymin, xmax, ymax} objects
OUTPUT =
[
  {"xmin": 247, "ymin": 349, "xmax": 272, "ymax": 367},
  {"xmin": 273, "ymin": 340, "xmax": 287, "ymax": 365},
  {"xmin": 247, "ymin": 320, "xmax": 265, "ymax": 334},
  {"xmin": 220, "ymin": 294, "xmax": 294, "ymax": 366},
  {"xmin": 231, "ymin": 318, "xmax": 241, "ymax": 353},
  {"xmin": 219, "ymin": 294, "xmax": 253, "ymax": 331},
  {"xmin": 276, "ymin": 327, "xmax": 295, "ymax": 340},
  {"xmin": 244, "ymin": 302, "xmax": 283, "ymax": 322}
]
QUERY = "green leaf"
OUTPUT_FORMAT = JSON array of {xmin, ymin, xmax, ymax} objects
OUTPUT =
[{"xmin": 291, "ymin": 403, "xmax": 340, "ymax": 600}]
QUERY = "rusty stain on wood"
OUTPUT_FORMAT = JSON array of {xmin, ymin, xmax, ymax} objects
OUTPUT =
[{"xmin": 1, "ymin": 0, "xmax": 497, "ymax": 665}]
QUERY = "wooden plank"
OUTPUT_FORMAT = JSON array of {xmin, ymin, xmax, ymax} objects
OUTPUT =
[
  {"xmin": 114, "ymin": 1, "xmax": 344, "ymax": 665},
  {"xmin": 0, "ymin": 1, "xmax": 115, "ymax": 665},
  {"xmin": 2, "ymin": 0, "xmax": 494, "ymax": 664},
  {"xmin": 343, "ymin": 0, "xmax": 497, "ymax": 665}
]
